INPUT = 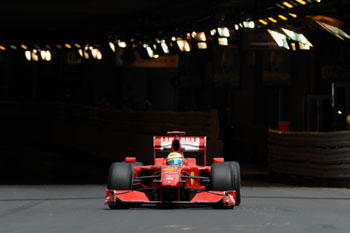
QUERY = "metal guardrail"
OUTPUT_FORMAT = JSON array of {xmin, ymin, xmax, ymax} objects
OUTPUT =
[{"xmin": 268, "ymin": 129, "xmax": 350, "ymax": 179}]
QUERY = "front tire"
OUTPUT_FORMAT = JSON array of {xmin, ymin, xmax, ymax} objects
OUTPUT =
[
  {"xmin": 227, "ymin": 161, "xmax": 241, "ymax": 206},
  {"xmin": 107, "ymin": 162, "xmax": 133, "ymax": 209},
  {"xmin": 211, "ymin": 162, "xmax": 234, "ymax": 191},
  {"xmin": 107, "ymin": 162, "xmax": 133, "ymax": 190},
  {"xmin": 211, "ymin": 163, "xmax": 234, "ymax": 209}
]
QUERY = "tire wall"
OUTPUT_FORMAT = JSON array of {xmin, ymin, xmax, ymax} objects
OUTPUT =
[{"xmin": 268, "ymin": 129, "xmax": 350, "ymax": 179}]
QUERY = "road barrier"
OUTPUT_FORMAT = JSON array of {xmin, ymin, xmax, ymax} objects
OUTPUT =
[{"xmin": 268, "ymin": 129, "xmax": 350, "ymax": 179}]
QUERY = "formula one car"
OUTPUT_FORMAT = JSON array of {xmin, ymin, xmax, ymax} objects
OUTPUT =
[{"xmin": 105, "ymin": 131, "xmax": 241, "ymax": 209}]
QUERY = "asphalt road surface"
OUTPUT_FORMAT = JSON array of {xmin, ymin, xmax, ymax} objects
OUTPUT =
[{"xmin": 1, "ymin": 184, "xmax": 350, "ymax": 233}]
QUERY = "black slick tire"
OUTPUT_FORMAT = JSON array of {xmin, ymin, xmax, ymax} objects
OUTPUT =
[
  {"xmin": 107, "ymin": 162, "xmax": 133, "ymax": 209},
  {"xmin": 211, "ymin": 162, "xmax": 234, "ymax": 191},
  {"xmin": 227, "ymin": 161, "xmax": 241, "ymax": 206},
  {"xmin": 211, "ymin": 162, "xmax": 234, "ymax": 209}
]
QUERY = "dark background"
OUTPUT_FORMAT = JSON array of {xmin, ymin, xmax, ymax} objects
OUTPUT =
[{"xmin": 1, "ymin": 0, "xmax": 350, "ymax": 184}]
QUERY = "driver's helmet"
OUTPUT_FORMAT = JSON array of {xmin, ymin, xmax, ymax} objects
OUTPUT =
[{"xmin": 166, "ymin": 152, "xmax": 184, "ymax": 166}]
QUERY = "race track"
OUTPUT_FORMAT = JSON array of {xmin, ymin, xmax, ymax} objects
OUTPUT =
[{"xmin": 1, "ymin": 184, "xmax": 350, "ymax": 233}]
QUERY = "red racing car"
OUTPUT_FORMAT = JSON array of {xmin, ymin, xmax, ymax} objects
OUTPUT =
[{"xmin": 105, "ymin": 131, "xmax": 241, "ymax": 209}]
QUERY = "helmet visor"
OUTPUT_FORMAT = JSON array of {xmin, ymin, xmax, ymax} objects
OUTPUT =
[{"xmin": 167, "ymin": 158, "xmax": 184, "ymax": 165}]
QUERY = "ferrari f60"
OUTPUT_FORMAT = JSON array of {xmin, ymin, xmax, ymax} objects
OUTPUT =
[{"xmin": 105, "ymin": 131, "xmax": 241, "ymax": 209}]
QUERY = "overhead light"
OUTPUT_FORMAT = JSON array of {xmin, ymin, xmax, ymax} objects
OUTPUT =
[
  {"xmin": 176, "ymin": 39, "xmax": 191, "ymax": 52},
  {"xmin": 217, "ymin": 27, "xmax": 230, "ymax": 37},
  {"xmin": 291, "ymin": 42, "xmax": 297, "ymax": 51},
  {"xmin": 91, "ymin": 48, "xmax": 99, "ymax": 59},
  {"xmin": 45, "ymin": 44, "xmax": 51, "ymax": 49},
  {"xmin": 39, "ymin": 50, "xmax": 52, "ymax": 61},
  {"xmin": 56, "ymin": 44, "xmax": 63, "ymax": 49},
  {"xmin": 311, "ymin": 15, "xmax": 343, "ymax": 27},
  {"xmin": 146, "ymin": 46, "xmax": 154, "ymax": 58},
  {"xmin": 278, "ymin": 15, "xmax": 288, "ymax": 21},
  {"xmin": 282, "ymin": 1, "xmax": 294, "ymax": 8},
  {"xmin": 288, "ymin": 13, "xmax": 297, "ymax": 18},
  {"xmin": 91, "ymin": 49, "xmax": 102, "ymax": 60},
  {"xmin": 191, "ymin": 31, "xmax": 206, "ymax": 41},
  {"xmin": 0, "ymin": 45, "xmax": 6, "ymax": 51},
  {"xmin": 314, "ymin": 20, "xmax": 350, "ymax": 40},
  {"xmin": 191, "ymin": 31, "xmax": 197, "ymax": 39},
  {"xmin": 78, "ymin": 49, "xmax": 83, "ymax": 57},
  {"xmin": 74, "ymin": 43, "xmax": 81, "ymax": 48},
  {"xmin": 210, "ymin": 29, "xmax": 217, "ymax": 36},
  {"xmin": 218, "ymin": 37, "xmax": 228, "ymax": 46},
  {"xmin": 196, "ymin": 32, "xmax": 207, "ymax": 41},
  {"xmin": 338, "ymin": 110, "xmax": 342, "ymax": 115},
  {"xmin": 91, "ymin": 48, "xmax": 103, "ymax": 59},
  {"xmin": 109, "ymin": 42, "xmax": 115, "ymax": 52},
  {"xmin": 21, "ymin": 44, "xmax": 28, "ymax": 50},
  {"xmin": 45, "ymin": 51, "xmax": 52, "ymax": 61},
  {"xmin": 281, "ymin": 28, "xmax": 313, "ymax": 47},
  {"xmin": 10, "ymin": 45, "xmax": 17, "ymax": 50},
  {"xmin": 171, "ymin": 37, "xmax": 176, "ymax": 41},
  {"xmin": 294, "ymin": 0, "xmax": 307, "ymax": 5},
  {"xmin": 314, "ymin": 0, "xmax": 321, "ymax": 2},
  {"xmin": 65, "ymin": 43, "xmax": 72, "ymax": 49},
  {"xmin": 258, "ymin": 19, "xmax": 268, "ymax": 25},
  {"xmin": 267, "ymin": 29, "xmax": 290, "ymax": 50},
  {"xmin": 153, "ymin": 54, "xmax": 159, "ymax": 59},
  {"xmin": 31, "ymin": 51, "xmax": 39, "ymax": 61},
  {"xmin": 160, "ymin": 41, "xmax": 170, "ymax": 54},
  {"xmin": 96, "ymin": 51, "xmax": 102, "ymax": 60},
  {"xmin": 118, "ymin": 41, "xmax": 127, "ymax": 48},
  {"xmin": 268, "ymin": 17, "xmax": 278, "ymax": 23},
  {"xmin": 299, "ymin": 42, "xmax": 311, "ymax": 50},
  {"xmin": 84, "ymin": 50, "xmax": 89, "ymax": 59},
  {"xmin": 197, "ymin": 42, "xmax": 207, "ymax": 49},
  {"xmin": 40, "ymin": 50, "xmax": 47, "ymax": 60},
  {"xmin": 243, "ymin": 21, "xmax": 255, "ymax": 28},
  {"xmin": 234, "ymin": 24, "xmax": 239, "ymax": 30},
  {"xmin": 24, "ymin": 51, "xmax": 31, "ymax": 61}
]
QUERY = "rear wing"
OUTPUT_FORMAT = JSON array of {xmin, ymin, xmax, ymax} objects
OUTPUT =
[
  {"xmin": 153, "ymin": 136, "xmax": 206, "ymax": 151},
  {"xmin": 153, "ymin": 136, "xmax": 207, "ymax": 165}
]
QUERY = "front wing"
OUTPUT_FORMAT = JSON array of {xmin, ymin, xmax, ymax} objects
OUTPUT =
[{"xmin": 105, "ymin": 189, "xmax": 236, "ymax": 207}]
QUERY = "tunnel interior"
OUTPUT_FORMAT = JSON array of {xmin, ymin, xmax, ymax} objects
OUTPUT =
[{"xmin": 1, "ymin": 0, "xmax": 350, "ymax": 185}]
